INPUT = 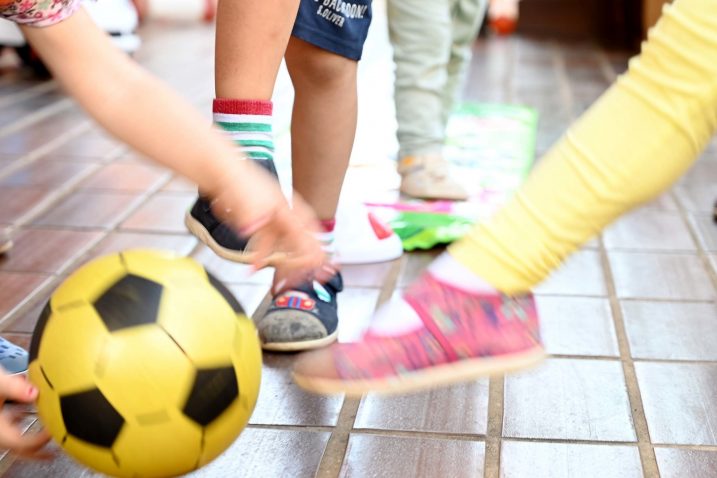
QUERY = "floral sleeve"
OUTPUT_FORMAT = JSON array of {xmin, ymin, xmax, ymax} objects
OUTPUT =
[{"xmin": 1, "ymin": 0, "xmax": 84, "ymax": 27}]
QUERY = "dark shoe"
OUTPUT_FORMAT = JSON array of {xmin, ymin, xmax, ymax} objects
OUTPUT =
[
  {"xmin": 253, "ymin": 272, "xmax": 343, "ymax": 352},
  {"xmin": 184, "ymin": 159, "xmax": 285, "ymax": 264},
  {"xmin": 185, "ymin": 197, "xmax": 255, "ymax": 263}
]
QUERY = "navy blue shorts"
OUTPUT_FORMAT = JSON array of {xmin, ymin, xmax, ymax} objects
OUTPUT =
[{"xmin": 292, "ymin": 0, "xmax": 372, "ymax": 61}]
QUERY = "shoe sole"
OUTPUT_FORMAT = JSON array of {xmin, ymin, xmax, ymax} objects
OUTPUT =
[
  {"xmin": 399, "ymin": 186, "xmax": 469, "ymax": 201},
  {"xmin": 184, "ymin": 211, "xmax": 287, "ymax": 266},
  {"xmin": 293, "ymin": 346, "xmax": 545, "ymax": 397},
  {"xmin": 262, "ymin": 330, "xmax": 338, "ymax": 352}
]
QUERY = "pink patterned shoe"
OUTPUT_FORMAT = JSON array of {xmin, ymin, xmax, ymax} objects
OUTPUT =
[{"xmin": 293, "ymin": 272, "xmax": 545, "ymax": 396}]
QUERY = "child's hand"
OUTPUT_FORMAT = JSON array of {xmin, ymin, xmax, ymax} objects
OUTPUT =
[
  {"xmin": 0, "ymin": 372, "xmax": 50, "ymax": 458},
  {"xmin": 211, "ymin": 161, "xmax": 328, "ymax": 280}
]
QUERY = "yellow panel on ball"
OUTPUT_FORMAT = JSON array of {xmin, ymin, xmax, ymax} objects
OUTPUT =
[
  {"xmin": 120, "ymin": 249, "xmax": 207, "ymax": 290},
  {"xmin": 62, "ymin": 435, "xmax": 124, "ymax": 478},
  {"xmin": 158, "ymin": 281, "xmax": 237, "ymax": 368},
  {"xmin": 96, "ymin": 326, "xmax": 194, "ymax": 414},
  {"xmin": 112, "ymin": 411, "xmax": 202, "ymax": 477},
  {"xmin": 51, "ymin": 254, "xmax": 127, "ymax": 307},
  {"xmin": 36, "ymin": 304, "xmax": 112, "ymax": 395}
]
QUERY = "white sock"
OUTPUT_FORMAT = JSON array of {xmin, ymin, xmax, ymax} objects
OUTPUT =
[{"xmin": 428, "ymin": 253, "xmax": 496, "ymax": 293}]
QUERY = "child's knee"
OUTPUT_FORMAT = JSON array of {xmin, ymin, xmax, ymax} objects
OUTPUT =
[{"xmin": 287, "ymin": 43, "xmax": 357, "ymax": 89}]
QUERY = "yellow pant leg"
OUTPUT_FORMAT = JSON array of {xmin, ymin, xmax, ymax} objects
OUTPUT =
[{"xmin": 449, "ymin": 0, "xmax": 717, "ymax": 295}]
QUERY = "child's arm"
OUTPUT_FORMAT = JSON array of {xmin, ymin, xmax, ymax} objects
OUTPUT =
[{"xmin": 20, "ymin": 9, "xmax": 323, "ymax": 272}]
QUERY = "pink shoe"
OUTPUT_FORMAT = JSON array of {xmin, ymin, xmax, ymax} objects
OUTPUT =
[{"xmin": 293, "ymin": 272, "xmax": 545, "ymax": 397}]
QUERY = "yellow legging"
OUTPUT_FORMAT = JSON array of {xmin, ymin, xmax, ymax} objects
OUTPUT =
[{"xmin": 449, "ymin": 0, "xmax": 717, "ymax": 295}]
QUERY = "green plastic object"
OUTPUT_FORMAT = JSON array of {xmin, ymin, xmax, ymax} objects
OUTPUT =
[{"xmin": 390, "ymin": 212, "xmax": 473, "ymax": 251}]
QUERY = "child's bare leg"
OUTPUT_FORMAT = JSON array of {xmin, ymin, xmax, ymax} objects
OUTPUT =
[
  {"xmin": 285, "ymin": 37, "xmax": 357, "ymax": 220},
  {"xmin": 251, "ymin": 1, "xmax": 372, "ymax": 352},
  {"xmin": 215, "ymin": 0, "xmax": 298, "ymax": 99}
]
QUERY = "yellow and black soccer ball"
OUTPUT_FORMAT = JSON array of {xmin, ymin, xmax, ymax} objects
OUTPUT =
[{"xmin": 28, "ymin": 249, "xmax": 262, "ymax": 478}]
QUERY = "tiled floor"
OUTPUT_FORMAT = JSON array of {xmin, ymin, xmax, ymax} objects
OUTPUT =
[{"xmin": 0, "ymin": 3, "xmax": 716, "ymax": 478}]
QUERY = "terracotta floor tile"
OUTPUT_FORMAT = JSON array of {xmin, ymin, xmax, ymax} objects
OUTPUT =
[
  {"xmin": 623, "ymin": 301, "xmax": 717, "ymax": 360},
  {"xmin": 0, "ymin": 91, "xmax": 66, "ymax": 132},
  {"xmin": 82, "ymin": 231, "xmax": 197, "ymax": 263},
  {"xmin": 46, "ymin": 130, "xmax": 122, "ymax": 160},
  {"xmin": 33, "ymin": 190, "xmax": 145, "ymax": 230},
  {"xmin": 1, "ymin": 332, "xmax": 31, "ymax": 350},
  {"xmin": 355, "ymin": 379, "xmax": 489, "ymax": 435},
  {"xmin": 636, "ymin": 362, "xmax": 717, "ymax": 445},
  {"xmin": 604, "ymin": 209, "xmax": 696, "ymax": 252},
  {"xmin": 608, "ymin": 252, "xmax": 714, "ymax": 300},
  {"xmin": 162, "ymin": 175, "xmax": 197, "ymax": 193},
  {"xmin": 0, "ymin": 271, "xmax": 52, "ymax": 320},
  {"xmin": 80, "ymin": 162, "xmax": 170, "ymax": 192},
  {"xmin": 0, "ymin": 228, "xmax": 103, "ymax": 273},
  {"xmin": 655, "ymin": 448, "xmax": 717, "ymax": 478},
  {"xmin": 187, "ymin": 429, "xmax": 329, "ymax": 478},
  {"xmin": 501, "ymin": 441, "xmax": 643, "ymax": 478},
  {"xmin": 0, "ymin": 187, "xmax": 54, "ymax": 224},
  {"xmin": 503, "ymin": 359, "xmax": 635, "ymax": 441},
  {"xmin": 3, "ymin": 283, "xmax": 56, "ymax": 334},
  {"xmin": 249, "ymin": 354, "xmax": 343, "ymax": 427},
  {"xmin": 120, "ymin": 193, "xmax": 195, "ymax": 233},
  {"xmin": 0, "ymin": 161, "xmax": 95, "ymax": 188},
  {"xmin": 340, "ymin": 434, "xmax": 485, "ymax": 478},
  {"xmin": 536, "ymin": 250, "xmax": 607, "ymax": 296},
  {"xmin": 536, "ymin": 296, "xmax": 619, "ymax": 357},
  {"xmin": 0, "ymin": 109, "xmax": 88, "ymax": 155}
]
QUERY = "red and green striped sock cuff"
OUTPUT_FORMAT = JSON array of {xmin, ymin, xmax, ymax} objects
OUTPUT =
[{"xmin": 213, "ymin": 99, "xmax": 274, "ymax": 162}]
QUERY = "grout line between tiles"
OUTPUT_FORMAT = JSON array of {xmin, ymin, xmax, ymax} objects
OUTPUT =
[
  {"xmin": 0, "ymin": 80, "xmax": 58, "ymax": 110},
  {"xmin": 672, "ymin": 187, "xmax": 717, "ymax": 296},
  {"xmin": 315, "ymin": 256, "xmax": 404, "ymax": 478},
  {"xmin": 247, "ymin": 424, "xmax": 335, "ymax": 434},
  {"xmin": 599, "ymin": 240, "xmax": 660, "ymax": 478},
  {"xmin": 484, "ymin": 375, "xmax": 505, "ymax": 478},
  {"xmin": 0, "ymin": 121, "xmax": 91, "ymax": 181},
  {"xmin": 352, "ymin": 428, "xmax": 486, "ymax": 443},
  {"xmin": 0, "ymin": 99, "xmax": 75, "ymax": 141}
]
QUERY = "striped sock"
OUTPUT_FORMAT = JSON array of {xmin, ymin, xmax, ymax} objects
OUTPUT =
[
  {"xmin": 319, "ymin": 219, "xmax": 337, "ymax": 261},
  {"xmin": 213, "ymin": 98, "xmax": 276, "ymax": 175}
]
